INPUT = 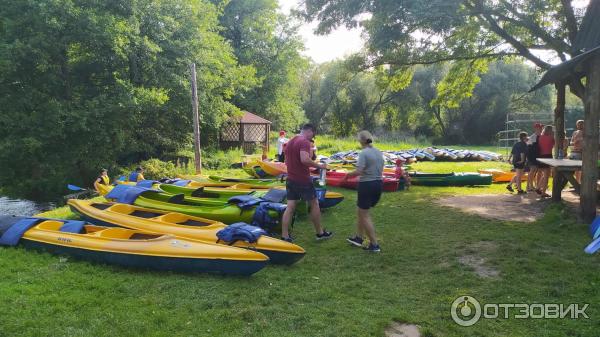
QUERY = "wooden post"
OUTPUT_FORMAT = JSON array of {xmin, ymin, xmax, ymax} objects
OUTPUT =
[
  {"xmin": 190, "ymin": 63, "xmax": 202, "ymax": 174},
  {"xmin": 239, "ymin": 122, "xmax": 245, "ymax": 154},
  {"xmin": 552, "ymin": 83, "xmax": 567, "ymax": 201},
  {"xmin": 554, "ymin": 83, "xmax": 566, "ymax": 157},
  {"xmin": 581, "ymin": 56, "xmax": 600, "ymax": 223}
]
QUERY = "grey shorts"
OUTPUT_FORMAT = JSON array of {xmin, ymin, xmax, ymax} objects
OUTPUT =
[{"xmin": 569, "ymin": 152, "xmax": 582, "ymax": 160}]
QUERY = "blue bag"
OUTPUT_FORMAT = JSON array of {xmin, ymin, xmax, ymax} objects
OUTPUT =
[{"xmin": 216, "ymin": 222, "xmax": 266, "ymax": 244}]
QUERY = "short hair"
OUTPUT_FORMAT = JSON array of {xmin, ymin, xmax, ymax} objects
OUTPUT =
[
  {"xmin": 136, "ymin": 167, "xmax": 143, "ymax": 172},
  {"xmin": 301, "ymin": 123, "xmax": 316, "ymax": 132},
  {"xmin": 358, "ymin": 130, "xmax": 374, "ymax": 144},
  {"xmin": 519, "ymin": 132, "xmax": 528, "ymax": 140},
  {"xmin": 101, "ymin": 168, "xmax": 108, "ymax": 172}
]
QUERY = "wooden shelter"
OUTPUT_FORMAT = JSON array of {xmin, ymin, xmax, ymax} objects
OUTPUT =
[
  {"xmin": 220, "ymin": 111, "xmax": 271, "ymax": 154},
  {"xmin": 531, "ymin": 0, "xmax": 600, "ymax": 222}
]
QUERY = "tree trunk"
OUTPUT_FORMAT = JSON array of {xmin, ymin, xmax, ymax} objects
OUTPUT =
[
  {"xmin": 554, "ymin": 83, "xmax": 566, "ymax": 157},
  {"xmin": 190, "ymin": 63, "xmax": 202, "ymax": 174},
  {"xmin": 432, "ymin": 106, "xmax": 447, "ymax": 137},
  {"xmin": 580, "ymin": 56, "xmax": 600, "ymax": 223}
]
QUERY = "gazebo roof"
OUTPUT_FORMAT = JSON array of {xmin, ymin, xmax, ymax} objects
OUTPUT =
[
  {"xmin": 235, "ymin": 111, "xmax": 271, "ymax": 124},
  {"xmin": 530, "ymin": 0, "xmax": 600, "ymax": 91}
]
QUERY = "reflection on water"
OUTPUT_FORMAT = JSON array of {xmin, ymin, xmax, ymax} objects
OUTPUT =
[{"xmin": 0, "ymin": 196, "xmax": 56, "ymax": 216}]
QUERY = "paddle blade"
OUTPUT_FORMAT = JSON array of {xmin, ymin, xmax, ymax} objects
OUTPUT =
[
  {"xmin": 67, "ymin": 184, "xmax": 85, "ymax": 191},
  {"xmin": 584, "ymin": 237, "xmax": 600, "ymax": 254},
  {"xmin": 590, "ymin": 216, "xmax": 600, "ymax": 239}
]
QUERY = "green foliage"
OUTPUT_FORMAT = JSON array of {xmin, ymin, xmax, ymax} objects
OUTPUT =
[
  {"xmin": 0, "ymin": 0, "xmax": 255, "ymax": 200},
  {"xmin": 201, "ymin": 148, "xmax": 246, "ymax": 170},
  {"xmin": 431, "ymin": 59, "xmax": 490, "ymax": 109},
  {"xmin": 218, "ymin": 0, "xmax": 309, "ymax": 130}
]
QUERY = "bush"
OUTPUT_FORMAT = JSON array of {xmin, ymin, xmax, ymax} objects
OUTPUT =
[{"xmin": 202, "ymin": 148, "xmax": 246, "ymax": 170}]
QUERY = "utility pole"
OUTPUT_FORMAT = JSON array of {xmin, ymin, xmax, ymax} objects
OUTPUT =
[{"xmin": 190, "ymin": 63, "xmax": 202, "ymax": 174}]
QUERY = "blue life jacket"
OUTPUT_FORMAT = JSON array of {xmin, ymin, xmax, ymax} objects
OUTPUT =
[
  {"xmin": 216, "ymin": 222, "xmax": 266, "ymax": 244},
  {"xmin": 227, "ymin": 195, "xmax": 287, "ymax": 232},
  {"xmin": 129, "ymin": 172, "xmax": 139, "ymax": 182}
]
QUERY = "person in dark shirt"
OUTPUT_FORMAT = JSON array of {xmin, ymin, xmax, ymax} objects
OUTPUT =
[{"xmin": 507, "ymin": 132, "xmax": 528, "ymax": 194}]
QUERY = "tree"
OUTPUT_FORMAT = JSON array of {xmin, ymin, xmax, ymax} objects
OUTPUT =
[
  {"xmin": 0, "ymin": 0, "xmax": 254, "ymax": 200},
  {"xmin": 217, "ymin": 0, "xmax": 309, "ymax": 130},
  {"xmin": 299, "ymin": 0, "xmax": 587, "ymax": 98}
]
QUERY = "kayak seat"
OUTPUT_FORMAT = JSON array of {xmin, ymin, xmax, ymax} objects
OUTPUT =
[
  {"xmin": 190, "ymin": 187, "xmax": 204, "ymax": 197},
  {"xmin": 59, "ymin": 221, "xmax": 87, "ymax": 234},
  {"xmin": 130, "ymin": 210, "xmax": 164, "ymax": 219},
  {"xmin": 156, "ymin": 213, "xmax": 210, "ymax": 226},
  {"xmin": 91, "ymin": 203, "xmax": 111, "ymax": 210}
]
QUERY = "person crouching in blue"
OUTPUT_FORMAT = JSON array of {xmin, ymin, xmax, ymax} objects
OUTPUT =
[{"xmin": 129, "ymin": 167, "xmax": 145, "ymax": 182}]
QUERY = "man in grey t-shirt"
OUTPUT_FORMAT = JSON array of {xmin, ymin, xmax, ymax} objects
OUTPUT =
[{"xmin": 342, "ymin": 130, "xmax": 384, "ymax": 252}]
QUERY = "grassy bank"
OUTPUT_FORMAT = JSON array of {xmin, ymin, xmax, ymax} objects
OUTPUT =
[{"xmin": 2, "ymin": 158, "xmax": 594, "ymax": 337}]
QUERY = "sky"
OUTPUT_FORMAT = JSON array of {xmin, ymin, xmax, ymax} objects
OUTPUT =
[{"xmin": 277, "ymin": 0, "xmax": 365, "ymax": 64}]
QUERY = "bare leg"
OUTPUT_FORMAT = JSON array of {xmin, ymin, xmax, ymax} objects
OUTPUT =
[
  {"xmin": 281, "ymin": 200, "xmax": 297, "ymax": 238},
  {"xmin": 515, "ymin": 169, "xmax": 524, "ymax": 191},
  {"xmin": 527, "ymin": 167, "xmax": 538, "ymax": 190},
  {"xmin": 309, "ymin": 198, "xmax": 324, "ymax": 235},
  {"xmin": 575, "ymin": 170, "xmax": 581, "ymax": 184},
  {"xmin": 355, "ymin": 207, "xmax": 366, "ymax": 238},
  {"xmin": 358, "ymin": 208, "xmax": 377, "ymax": 245},
  {"xmin": 540, "ymin": 168, "xmax": 550, "ymax": 194}
]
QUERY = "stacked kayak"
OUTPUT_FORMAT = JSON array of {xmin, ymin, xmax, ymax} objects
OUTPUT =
[
  {"xmin": 102, "ymin": 185, "xmax": 285, "ymax": 230},
  {"xmin": 478, "ymin": 169, "xmax": 528, "ymax": 183},
  {"xmin": 159, "ymin": 183, "xmax": 344, "ymax": 209},
  {"xmin": 409, "ymin": 172, "xmax": 492, "ymax": 186},
  {"xmin": 68, "ymin": 200, "xmax": 305, "ymax": 265},
  {"xmin": 324, "ymin": 171, "xmax": 400, "ymax": 192},
  {"xmin": 0, "ymin": 215, "xmax": 268, "ymax": 275}
]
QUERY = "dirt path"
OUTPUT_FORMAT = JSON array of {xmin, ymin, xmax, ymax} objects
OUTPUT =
[{"xmin": 435, "ymin": 193, "xmax": 549, "ymax": 222}]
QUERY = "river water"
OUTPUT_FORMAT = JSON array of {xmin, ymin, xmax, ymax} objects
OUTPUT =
[{"xmin": 0, "ymin": 196, "xmax": 56, "ymax": 216}]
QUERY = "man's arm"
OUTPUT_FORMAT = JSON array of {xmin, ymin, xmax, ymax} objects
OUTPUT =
[{"xmin": 300, "ymin": 150, "xmax": 326, "ymax": 169}]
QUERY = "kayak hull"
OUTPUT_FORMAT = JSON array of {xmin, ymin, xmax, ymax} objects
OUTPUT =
[
  {"xmin": 409, "ymin": 172, "xmax": 492, "ymax": 186},
  {"xmin": 0, "ymin": 217, "xmax": 268, "ymax": 275},
  {"xmin": 68, "ymin": 200, "xmax": 305, "ymax": 265}
]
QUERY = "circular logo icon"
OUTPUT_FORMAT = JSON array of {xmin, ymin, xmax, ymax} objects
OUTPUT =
[{"xmin": 451, "ymin": 295, "xmax": 482, "ymax": 326}]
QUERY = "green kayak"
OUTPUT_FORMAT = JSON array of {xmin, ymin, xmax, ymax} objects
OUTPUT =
[
  {"xmin": 208, "ymin": 175, "xmax": 284, "ymax": 187},
  {"xmin": 159, "ymin": 183, "xmax": 345, "ymax": 209},
  {"xmin": 105, "ymin": 185, "xmax": 284, "ymax": 226},
  {"xmin": 409, "ymin": 172, "xmax": 492, "ymax": 186}
]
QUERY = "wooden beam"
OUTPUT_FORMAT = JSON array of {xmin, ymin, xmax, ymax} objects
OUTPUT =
[
  {"xmin": 580, "ymin": 56, "xmax": 600, "ymax": 223},
  {"xmin": 190, "ymin": 63, "xmax": 202, "ymax": 174},
  {"xmin": 554, "ymin": 83, "xmax": 566, "ymax": 158}
]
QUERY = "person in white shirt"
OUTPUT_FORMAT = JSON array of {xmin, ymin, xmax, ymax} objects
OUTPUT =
[{"xmin": 276, "ymin": 130, "xmax": 288, "ymax": 162}]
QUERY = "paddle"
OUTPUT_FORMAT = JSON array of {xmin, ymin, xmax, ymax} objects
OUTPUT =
[
  {"xmin": 590, "ymin": 216, "xmax": 600, "ymax": 239},
  {"xmin": 584, "ymin": 236, "xmax": 600, "ymax": 254},
  {"xmin": 67, "ymin": 184, "xmax": 86, "ymax": 191}
]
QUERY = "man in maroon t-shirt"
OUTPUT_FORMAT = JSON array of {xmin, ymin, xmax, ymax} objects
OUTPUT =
[{"xmin": 281, "ymin": 124, "xmax": 333, "ymax": 242}]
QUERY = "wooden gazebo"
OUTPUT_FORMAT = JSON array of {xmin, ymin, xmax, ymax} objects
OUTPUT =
[{"xmin": 220, "ymin": 111, "xmax": 271, "ymax": 154}]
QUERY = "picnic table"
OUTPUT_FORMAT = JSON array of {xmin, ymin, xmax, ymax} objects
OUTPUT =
[{"xmin": 536, "ymin": 158, "xmax": 582, "ymax": 202}]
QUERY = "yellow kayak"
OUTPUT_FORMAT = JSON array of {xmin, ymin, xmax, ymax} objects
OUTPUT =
[
  {"xmin": 257, "ymin": 161, "xmax": 287, "ymax": 177},
  {"xmin": 68, "ymin": 199, "xmax": 305, "ymax": 265},
  {"xmin": 0, "ymin": 215, "xmax": 268, "ymax": 275}
]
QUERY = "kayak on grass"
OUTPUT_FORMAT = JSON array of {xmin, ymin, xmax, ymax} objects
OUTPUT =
[
  {"xmin": 409, "ymin": 172, "xmax": 492, "ymax": 186},
  {"xmin": 324, "ymin": 170, "xmax": 400, "ymax": 192},
  {"xmin": 68, "ymin": 199, "xmax": 305, "ymax": 265},
  {"xmin": 0, "ymin": 215, "xmax": 268, "ymax": 275},
  {"xmin": 101, "ymin": 185, "xmax": 286, "ymax": 232},
  {"xmin": 159, "ymin": 183, "xmax": 344, "ymax": 209},
  {"xmin": 478, "ymin": 169, "xmax": 528, "ymax": 183}
]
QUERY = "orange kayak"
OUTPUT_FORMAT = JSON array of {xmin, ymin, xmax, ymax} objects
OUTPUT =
[{"xmin": 478, "ymin": 169, "xmax": 527, "ymax": 183}]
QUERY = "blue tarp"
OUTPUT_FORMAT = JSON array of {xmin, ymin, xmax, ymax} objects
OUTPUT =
[
  {"xmin": 136, "ymin": 180, "xmax": 158, "ymax": 188},
  {"xmin": 0, "ymin": 218, "xmax": 43, "ymax": 246},
  {"xmin": 105, "ymin": 184, "xmax": 159, "ymax": 204},
  {"xmin": 172, "ymin": 179, "xmax": 191, "ymax": 187},
  {"xmin": 60, "ymin": 220, "xmax": 86, "ymax": 234}
]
